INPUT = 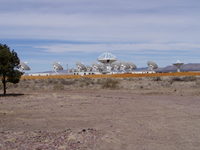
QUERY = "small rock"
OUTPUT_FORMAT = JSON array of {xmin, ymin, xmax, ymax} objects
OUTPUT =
[{"xmin": 82, "ymin": 129, "xmax": 86, "ymax": 132}]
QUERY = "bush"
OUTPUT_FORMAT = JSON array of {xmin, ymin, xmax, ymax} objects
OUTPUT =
[
  {"xmin": 96, "ymin": 79, "xmax": 104, "ymax": 84},
  {"xmin": 53, "ymin": 83, "xmax": 64, "ymax": 90},
  {"xmin": 195, "ymin": 80, "xmax": 200, "ymax": 87},
  {"xmin": 170, "ymin": 76, "xmax": 197, "ymax": 83},
  {"xmin": 124, "ymin": 78, "xmax": 135, "ymax": 81},
  {"xmin": 151, "ymin": 77, "xmax": 162, "ymax": 81},
  {"xmin": 46, "ymin": 79, "xmax": 59, "ymax": 84},
  {"xmin": 59, "ymin": 79, "xmax": 76, "ymax": 85},
  {"xmin": 101, "ymin": 79, "xmax": 120, "ymax": 89},
  {"xmin": 78, "ymin": 78, "xmax": 94, "ymax": 87},
  {"xmin": 171, "ymin": 77, "xmax": 183, "ymax": 82},
  {"xmin": 182, "ymin": 76, "xmax": 197, "ymax": 82}
]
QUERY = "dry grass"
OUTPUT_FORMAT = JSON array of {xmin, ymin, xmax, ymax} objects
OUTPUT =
[
  {"xmin": 101, "ymin": 79, "xmax": 120, "ymax": 89},
  {"xmin": 1, "ymin": 75, "xmax": 198, "ymax": 95},
  {"xmin": 21, "ymin": 72, "xmax": 200, "ymax": 80},
  {"xmin": 16, "ymin": 72, "xmax": 200, "ymax": 92}
]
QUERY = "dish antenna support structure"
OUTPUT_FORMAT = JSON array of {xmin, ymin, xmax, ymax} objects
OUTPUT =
[
  {"xmin": 98, "ymin": 52, "xmax": 117, "ymax": 72},
  {"xmin": 127, "ymin": 62, "xmax": 137, "ymax": 71},
  {"xmin": 147, "ymin": 61, "xmax": 158, "ymax": 71},
  {"xmin": 53, "ymin": 62, "xmax": 63, "ymax": 74},
  {"xmin": 76, "ymin": 62, "xmax": 87, "ymax": 72},
  {"xmin": 19, "ymin": 61, "xmax": 31, "ymax": 72},
  {"xmin": 173, "ymin": 60, "xmax": 184, "ymax": 72},
  {"xmin": 92, "ymin": 63, "xmax": 103, "ymax": 72}
]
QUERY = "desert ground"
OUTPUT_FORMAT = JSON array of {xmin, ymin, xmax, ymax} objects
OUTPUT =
[{"xmin": 1, "ymin": 76, "xmax": 200, "ymax": 150}]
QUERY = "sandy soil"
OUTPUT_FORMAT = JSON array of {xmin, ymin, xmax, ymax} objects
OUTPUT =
[{"xmin": 1, "ymin": 85, "xmax": 200, "ymax": 150}]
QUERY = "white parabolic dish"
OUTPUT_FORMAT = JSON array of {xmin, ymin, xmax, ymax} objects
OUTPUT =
[
  {"xmin": 98, "ymin": 52, "xmax": 117, "ymax": 64},
  {"xmin": 173, "ymin": 60, "xmax": 184, "ymax": 66},
  {"xmin": 53, "ymin": 62, "xmax": 63, "ymax": 71},
  {"xmin": 19, "ymin": 62, "xmax": 31, "ymax": 71},
  {"xmin": 147, "ymin": 61, "xmax": 158, "ymax": 69}
]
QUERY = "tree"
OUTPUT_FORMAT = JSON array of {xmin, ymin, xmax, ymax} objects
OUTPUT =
[{"xmin": 0, "ymin": 44, "xmax": 23, "ymax": 95}]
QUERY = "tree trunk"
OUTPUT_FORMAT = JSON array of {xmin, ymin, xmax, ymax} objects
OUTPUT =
[{"xmin": 2, "ymin": 75, "xmax": 6, "ymax": 95}]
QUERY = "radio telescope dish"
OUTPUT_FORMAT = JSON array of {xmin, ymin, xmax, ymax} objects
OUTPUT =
[
  {"xmin": 111, "ymin": 61, "xmax": 121, "ymax": 71},
  {"xmin": 119, "ymin": 62, "xmax": 129, "ymax": 72},
  {"xmin": 86, "ymin": 66, "xmax": 93, "ymax": 72},
  {"xmin": 98, "ymin": 52, "xmax": 117, "ymax": 64},
  {"xmin": 92, "ymin": 63, "xmax": 103, "ymax": 72},
  {"xmin": 53, "ymin": 62, "xmax": 63, "ymax": 73},
  {"xmin": 19, "ymin": 61, "xmax": 31, "ymax": 71},
  {"xmin": 147, "ymin": 61, "xmax": 158, "ymax": 71},
  {"xmin": 76, "ymin": 62, "xmax": 87, "ymax": 72},
  {"xmin": 127, "ymin": 62, "xmax": 137, "ymax": 70},
  {"xmin": 173, "ymin": 60, "xmax": 184, "ymax": 72}
]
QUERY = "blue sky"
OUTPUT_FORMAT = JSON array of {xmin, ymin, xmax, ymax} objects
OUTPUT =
[{"xmin": 0, "ymin": 0, "xmax": 200, "ymax": 72}]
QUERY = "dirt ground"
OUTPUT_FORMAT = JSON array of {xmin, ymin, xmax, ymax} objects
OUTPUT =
[{"xmin": 1, "ymin": 77, "xmax": 200, "ymax": 150}]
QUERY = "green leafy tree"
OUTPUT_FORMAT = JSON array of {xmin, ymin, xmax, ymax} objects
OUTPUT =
[{"xmin": 0, "ymin": 44, "xmax": 22, "ymax": 95}]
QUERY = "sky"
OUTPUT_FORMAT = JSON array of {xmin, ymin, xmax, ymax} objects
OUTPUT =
[{"xmin": 0, "ymin": 0, "xmax": 200, "ymax": 72}]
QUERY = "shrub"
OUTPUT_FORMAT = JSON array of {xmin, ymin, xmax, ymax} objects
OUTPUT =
[
  {"xmin": 195, "ymin": 80, "xmax": 200, "ymax": 87},
  {"xmin": 46, "ymin": 79, "xmax": 59, "ymax": 84},
  {"xmin": 151, "ymin": 77, "xmax": 162, "ymax": 81},
  {"xmin": 101, "ymin": 79, "xmax": 120, "ymax": 89},
  {"xmin": 182, "ymin": 76, "xmax": 197, "ymax": 82},
  {"xmin": 170, "ymin": 76, "xmax": 197, "ymax": 83},
  {"xmin": 58, "ymin": 79, "xmax": 76, "ymax": 85},
  {"xmin": 171, "ymin": 77, "xmax": 183, "ymax": 82},
  {"xmin": 124, "ymin": 78, "xmax": 135, "ymax": 81},
  {"xmin": 96, "ymin": 79, "xmax": 104, "ymax": 84},
  {"xmin": 78, "ymin": 78, "xmax": 94, "ymax": 87},
  {"xmin": 53, "ymin": 83, "xmax": 64, "ymax": 90}
]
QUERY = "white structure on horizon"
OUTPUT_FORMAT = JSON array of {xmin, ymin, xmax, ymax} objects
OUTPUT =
[
  {"xmin": 53, "ymin": 62, "xmax": 63, "ymax": 74},
  {"xmin": 147, "ymin": 61, "xmax": 158, "ymax": 72},
  {"xmin": 173, "ymin": 60, "xmax": 184, "ymax": 72},
  {"xmin": 98, "ymin": 52, "xmax": 117, "ymax": 73},
  {"xmin": 76, "ymin": 62, "xmax": 87, "ymax": 72},
  {"xmin": 19, "ymin": 61, "xmax": 31, "ymax": 72}
]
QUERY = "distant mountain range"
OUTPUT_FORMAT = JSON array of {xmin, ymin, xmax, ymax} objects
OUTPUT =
[{"xmin": 156, "ymin": 63, "xmax": 200, "ymax": 72}]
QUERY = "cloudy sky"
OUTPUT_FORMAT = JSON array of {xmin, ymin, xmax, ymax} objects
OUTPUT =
[{"xmin": 0, "ymin": 0, "xmax": 200, "ymax": 72}]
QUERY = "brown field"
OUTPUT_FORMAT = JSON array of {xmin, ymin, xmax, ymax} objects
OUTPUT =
[
  {"xmin": 1, "ymin": 76, "xmax": 200, "ymax": 150},
  {"xmin": 21, "ymin": 72, "xmax": 200, "ymax": 80}
]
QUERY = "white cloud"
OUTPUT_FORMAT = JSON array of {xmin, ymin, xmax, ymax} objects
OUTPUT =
[
  {"xmin": 0, "ymin": 12, "xmax": 200, "ymax": 43},
  {"xmin": 0, "ymin": 0, "xmax": 200, "ymax": 44},
  {"xmin": 35, "ymin": 43, "xmax": 200, "ymax": 53}
]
